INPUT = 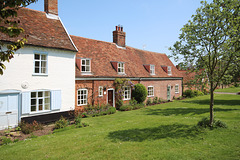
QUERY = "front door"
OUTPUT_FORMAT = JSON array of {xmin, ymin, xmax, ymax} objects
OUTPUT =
[
  {"xmin": 0, "ymin": 93, "xmax": 19, "ymax": 130},
  {"xmin": 167, "ymin": 86, "xmax": 171, "ymax": 101},
  {"xmin": 108, "ymin": 90, "xmax": 114, "ymax": 107}
]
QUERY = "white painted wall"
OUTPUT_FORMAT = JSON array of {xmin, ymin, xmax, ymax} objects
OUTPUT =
[{"xmin": 0, "ymin": 45, "xmax": 76, "ymax": 113}]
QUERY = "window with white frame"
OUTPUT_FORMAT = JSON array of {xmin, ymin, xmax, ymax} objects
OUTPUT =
[
  {"xmin": 99, "ymin": 86, "xmax": 103, "ymax": 96},
  {"xmin": 81, "ymin": 59, "xmax": 91, "ymax": 72},
  {"xmin": 175, "ymin": 84, "xmax": 179, "ymax": 93},
  {"xmin": 118, "ymin": 62, "xmax": 125, "ymax": 73},
  {"xmin": 148, "ymin": 86, "xmax": 154, "ymax": 97},
  {"xmin": 168, "ymin": 66, "xmax": 172, "ymax": 75},
  {"xmin": 34, "ymin": 53, "xmax": 47, "ymax": 74},
  {"xmin": 123, "ymin": 86, "xmax": 131, "ymax": 100},
  {"xmin": 150, "ymin": 65, "xmax": 155, "ymax": 75},
  {"xmin": 31, "ymin": 91, "xmax": 50, "ymax": 112},
  {"xmin": 77, "ymin": 89, "xmax": 88, "ymax": 105}
]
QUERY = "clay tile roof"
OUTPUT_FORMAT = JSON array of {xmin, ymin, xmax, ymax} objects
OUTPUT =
[
  {"xmin": 0, "ymin": 7, "xmax": 77, "ymax": 52},
  {"xmin": 71, "ymin": 35, "xmax": 183, "ymax": 78}
]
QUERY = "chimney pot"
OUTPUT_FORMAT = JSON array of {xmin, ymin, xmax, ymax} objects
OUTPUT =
[{"xmin": 113, "ymin": 25, "xmax": 126, "ymax": 47}]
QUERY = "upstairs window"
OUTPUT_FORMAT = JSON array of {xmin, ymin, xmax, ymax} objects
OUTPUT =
[
  {"xmin": 99, "ymin": 86, "xmax": 103, "ymax": 96},
  {"xmin": 31, "ymin": 91, "xmax": 50, "ymax": 112},
  {"xmin": 175, "ymin": 84, "xmax": 179, "ymax": 93},
  {"xmin": 34, "ymin": 53, "xmax": 47, "ymax": 74},
  {"xmin": 148, "ymin": 86, "xmax": 154, "ymax": 97},
  {"xmin": 118, "ymin": 62, "xmax": 125, "ymax": 73},
  {"xmin": 81, "ymin": 59, "xmax": 91, "ymax": 72},
  {"xmin": 123, "ymin": 86, "xmax": 131, "ymax": 100},
  {"xmin": 150, "ymin": 65, "xmax": 155, "ymax": 75},
  {"xmin": 77, "ymin": 89, "xmax": 88, "ymax": 106},
  {"xmin": 168, "ymin": 66, "xmax": 172, "ymax": 75}
]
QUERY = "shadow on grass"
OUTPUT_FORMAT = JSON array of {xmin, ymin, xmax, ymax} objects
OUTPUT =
[
  {"xmin": 108, "ymin": 124, "xmax": 201, "ymax": 142},
  {"xmin": 145, "ymin": 107, "xmax": 239, "ymax": 116},
  {"xmin": 182, "ymin": 99, "xmax": 240, "ymax": 106}
]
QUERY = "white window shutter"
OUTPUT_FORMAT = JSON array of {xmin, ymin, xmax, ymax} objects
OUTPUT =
[
  {"xmin": 21, "ymin": 92, "xmax": 30, "ymax": 114},
  {"xmin": 51, "ymin": 90, "xmax": 61, "ymax": 110}
]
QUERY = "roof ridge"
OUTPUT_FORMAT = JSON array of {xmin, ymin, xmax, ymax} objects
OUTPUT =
[{"xmin": 22, "ymin": 7, "xmax": 46, "ymax": 14}]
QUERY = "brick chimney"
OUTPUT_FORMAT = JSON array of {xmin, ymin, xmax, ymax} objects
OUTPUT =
[
  {"xmin": 113, "ymin": 25, "xmax": 126, "ymax": 47},
  {"xmin": 44, "ymin": 0, "xmax": 58, "ymax": 15}
]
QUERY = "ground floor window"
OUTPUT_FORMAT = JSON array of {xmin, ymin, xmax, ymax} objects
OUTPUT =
[
  {"xmin": 99, "ymin": 86, "xmax": 103, "ymax": 96},
  {"xmin": 123, "ymin": 86, "xmax": 131, "ymax": 100},
  {"xmin": 31, "ymin": 91, "xmax": 50, "ymax": 112},
  {"xmin": 175, "ymin": 84, "xmax": 179, "ymax": 93},
  {"xmin": 77, "ymin": 89, "xmax": 88, "ymax": 105},
  {"xmin": 148, "ymin": 86, "xmax": 154, "ymax": 97}
]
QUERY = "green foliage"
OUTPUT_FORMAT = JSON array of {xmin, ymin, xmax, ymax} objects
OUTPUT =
[
  {"xmin": 0, "ymin": 0, "xmax": 38, "ymax": 75},
  {"xmin": 1, "ymin": 137, "xmax": 12, "ymax": 145},
  {"xmin": 169, "ymin": 0, "xmax": 240, "ymax": 126},
  {"xmin": 132, "ymin": 103, "xmax": 145, "ymax": 110},
  {"xmin": 197, "ymin": 117, "xmax": 227, "ymax": 129},
  {"xmin": 132, "ymin": 84, "xmax": 148, "ymax": 103},
  {"xmin": 153, "ymin": 97, "xmax": 158, "ymax": 104},
  {"xmin": 146, "ymin": 98, "xmax": 152, "ymax": 106},
  {"xmin": 55, "ymin": 116, "xmax": 69, "ymax": 129},
  {"xmin": 119, "ymin": 105, "xmax": 133, "ymax": 111},
  {"xmin": 107, "ymin": 107, "xmax": 116, "ymax": 114},
  {"xmin": 129, "ymin": 98, "xmax": 138, "ymax": 106},
  {"xmin": 19, "ymin": 120, "xmax": 43, "ymax": 134},
  {"xmin": 15, "ymin": 126, "xmax": 21, "ymax": 131},
  {"xmin": 74, "ymin": 115, "xmax": 82, "ymax": 128},
  {"xmin": 116, "ymin": 99, "xmax": 123, "ymax": 110},
  {"xmin": 82, "ymin": 122, "xmax": 89, "ymax": 127},
  {"xmin": 29, "ymin": 133, "xmax": 38, "ymax": 139}
]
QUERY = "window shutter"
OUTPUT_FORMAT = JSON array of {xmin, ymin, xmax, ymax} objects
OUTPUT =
[
  {"xmin": 21, "ymin": 92, "xmax": 30, "ymax": 115},
  {"xmin": 161, "ymin": 66, "xmax": 168, "ymax": 73},
  {"xmin": 51, "ymin": 90, "xmax": 61, "ymax": 110}
]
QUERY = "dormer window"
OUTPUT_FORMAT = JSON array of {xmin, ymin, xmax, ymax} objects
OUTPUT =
[
  {"xmin": 118, "ymin": 62, "xmax": 125, "ymax": 73},
  {"xmin": 150, "ymin": 65, "xmax": 155, "ymax": 75},
  {"xmin": 168, "ymin": 66, "xmax": 172, "ymax": 75},
  {"xmin": 81, "ymin": 59, "xmax": 91, "ymax": 72}
]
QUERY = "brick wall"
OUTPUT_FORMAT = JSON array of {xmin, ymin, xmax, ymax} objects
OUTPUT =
[{"xmin": 75, "ymin": 79, "xmax": 182, "ymax": 110}]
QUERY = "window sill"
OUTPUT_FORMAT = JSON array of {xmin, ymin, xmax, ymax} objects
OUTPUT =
[
  {"xmin": 118, "ymin": 72, "xmax": 126, "ymax": 75},
  {"xmin": 147, "ymin": 95, "xmax": 154, "ymax": 97},
  {"xmin": 123, "ymin": 98, "xmax": 131, "ymax": 101},
  {"xmin": 81, "ymin": 72, "xmax": 93, "ymax": 75},
  {"xmin": 98, "ymin": 95, "xmax": 103, "ymax": 97},
  {"xmin": 77, "ymin": 104, "xmax": 87, "ymax": 106},
  {"xmin": 175, "ymin": 92, "xmax": 179, "ymax": 94},
  {"xmin": 32, "ymin": 73, "xmax": 48, "ymax": 76}
]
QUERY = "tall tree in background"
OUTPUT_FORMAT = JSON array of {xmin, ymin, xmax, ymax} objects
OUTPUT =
[
  {"xmin": 170, "ymin": 0, "xmax": 240, "ymax": 126},
  {"xmin": 0, "ymin": 0, "xmax": 37, "ymax": 75}
]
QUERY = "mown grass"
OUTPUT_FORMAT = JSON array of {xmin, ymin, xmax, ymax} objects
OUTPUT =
[
  {"xmin": 0, "ymin": 94, "xmax": 239, "ymax": 160},
  {"xmin": 215, "ymin": 87, "xmax": 240, "ymax": 93}
]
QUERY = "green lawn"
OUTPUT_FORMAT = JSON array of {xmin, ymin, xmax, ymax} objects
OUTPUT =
[
  {"xmin": 215, "ymin": 87, "xmax": 240, "ymax": 93},
  {"xmin": 0, "ymin": 94, "xmax": 240, "ymax": 160}
]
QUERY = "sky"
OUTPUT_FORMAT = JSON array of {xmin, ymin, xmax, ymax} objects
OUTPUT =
[{"xmin": 27, "ymin": 0, "xmax": 212, "ymax": 65}]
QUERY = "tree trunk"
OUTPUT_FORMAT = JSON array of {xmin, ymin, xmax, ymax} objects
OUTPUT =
[{"xmin": 210, "ymin": 83, "xmax": 214, "ymax": 126}]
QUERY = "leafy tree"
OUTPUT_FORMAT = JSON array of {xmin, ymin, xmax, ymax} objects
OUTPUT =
[
  {"xmin": 170, "ymin": 0, "xmax": 240, "ymax": 126},
  {"xmin": 132, "ymin": 83, "xmax": 147, "ymax": 103},
  {"xmin": 0, "ymin": 0, "xmax": 37, "ymax": 75}
]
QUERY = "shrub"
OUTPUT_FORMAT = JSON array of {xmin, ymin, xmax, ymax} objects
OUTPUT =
[
  {"xmin": 197, "ymin": 117, "xmax": 227, "ymax": 128},
  {"xmin": 177, "ymin": 96, "xmax": 183, "ymax": 100},
  {"xmin": 132, "ymin": 103, "xmax": 145, "ymax": 110},
  {"xmin": 146, "ymin": 98, "xmax": 152, "ymax": 106},
  {"xmin": 107, "ymin": 107, "xmax": 116, "ymax": 114},
  {"xmin": 158, "ymin": 97, "xmax": 161, "ymax": 103},
  {"xmin": 234, "ymin": 83, "xmax": 239, "ymax": 87},
  {"xmin": 193, "ymin": 90, "xmax": 204, "ymax": 97},
  {"xmin": 81, "ymin": 112, "xmax": 88, "ymax": 118},
  {"xmin": 19, "ymin": 120, "xmax": 43, "ymax": 134},
  {"xmin": 132, "ymin": 84, "xmax": 148, "ymax": 103},
  {"xmin": 74, "ymin": 115, "xmax": 82, "ymax": 128},
  {"xmin": 55, "ymin": 116, "xmax": 69, "ymax": 129},
  {"xmin": 119, "ymin": 105, "xmax": 133, "ymax": 111},
  {"xmin": 116, "ymin": 99, "xmax": 123, "ymax": 110},
  {"xmin": 183, "ymin": 89, "xmax": 195, "ymax": 98},
  {"xmin": 129, "ymin": 98, "xmax": 138, "ymax": 106},
  {"xmin": 82, "ymin": 122, "xmax": 89, "ymax": 127},
  {"xmin": 153, "ymin": 97, "xmax": 158, "ymax": 104},
  {"xmin": 1, "ymin": 137, "xmax": 12, "ymax": 145}
]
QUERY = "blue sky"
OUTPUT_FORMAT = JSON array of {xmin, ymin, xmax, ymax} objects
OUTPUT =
[{"xmin": 28, "ymin": 0, "xmax": 211, "ymax": 65}]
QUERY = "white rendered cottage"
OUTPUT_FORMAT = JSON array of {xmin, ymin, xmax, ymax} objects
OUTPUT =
[{"xmin": 0, "ymin": 0, "xmax": 77, "ymax": 129}]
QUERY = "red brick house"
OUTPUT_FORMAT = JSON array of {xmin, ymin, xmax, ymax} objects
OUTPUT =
[{"xmin": 71, "ymin": 26, "xmax": 183, "ymax": 109}]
